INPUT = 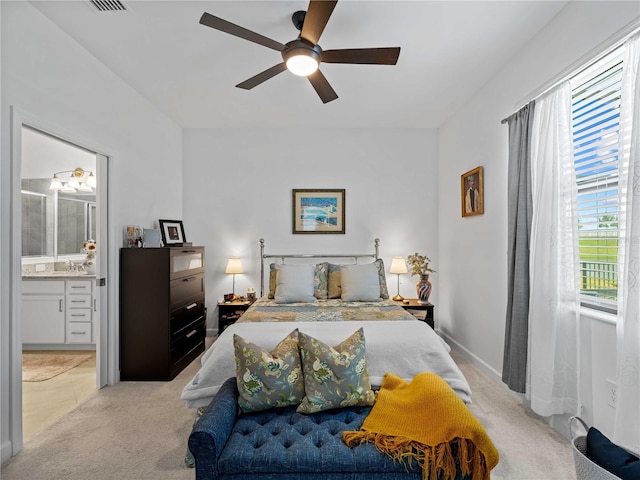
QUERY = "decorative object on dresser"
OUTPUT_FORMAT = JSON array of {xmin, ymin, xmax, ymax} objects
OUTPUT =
[
  {"xmin": 407, "ymin": 252, "xmax": 435, "ymax": 304},
  {"xmin": 142, "ymin": 228, "xmax": 162, "ymax": 247},
  {"xmin": 224, "ymin": 257, "xmax": 243, "ymax": 298},
  {"xmin": 123, "ymin": 225, "xmax": 143, "ymax": 248},
  {"xmin": 158, "ymin": 219, "xmax": 187, "ymax": 246},
  {"xmin": 217, "ymin": 299, "xmax": 255, "ymax": 334},
  {"xmin": 389, "ymin": 256, "xmax": 408, "ymax": 301},
  {"xmin": 120, "ymin": 246, "xmax": 205, "ymax": 380},
  {"xmin": 461, "ymin": 166, "xmax": 484, "ymax": 217},
  {"xmin": 292, "ymin": 189, "xmax": 345, "ymax": 234}
]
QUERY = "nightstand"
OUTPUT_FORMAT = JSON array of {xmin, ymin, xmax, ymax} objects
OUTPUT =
[
  {"xmin": 217, "ymin": 299, "xmax": 255, "ymax": 334},
  {"xmin": 394, "ymin": 299, "xmax": 434, "ymax": 329}
]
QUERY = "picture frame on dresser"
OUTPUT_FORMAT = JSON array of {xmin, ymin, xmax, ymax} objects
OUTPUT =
[
  {"xmin": 159, "ymin": 219, "xmax": 186, "ymax": 246},
  {"xmin": 292, "ymin": 189, "xmax": 345, "ymax": 234}
]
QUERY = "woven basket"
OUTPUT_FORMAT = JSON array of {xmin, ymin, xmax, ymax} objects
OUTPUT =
[{"xmin": 570, "ymin": 416, "xmax": 622, "ymax": 480}]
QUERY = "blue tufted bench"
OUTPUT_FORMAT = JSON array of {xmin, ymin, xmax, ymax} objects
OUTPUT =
[{"xmin": 188, "ymin": 378, "xmax": 472, "ymax": 480}]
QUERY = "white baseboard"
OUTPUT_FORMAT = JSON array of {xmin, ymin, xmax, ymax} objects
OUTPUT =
[{"xmin": 438, "ymin": 330, "xmax": 505, "ymax": 389}]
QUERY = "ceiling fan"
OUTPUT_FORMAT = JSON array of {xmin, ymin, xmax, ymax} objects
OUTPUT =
[{"xmin": 199, "ymin": 0, "xmax": 401, "ymax": 104}]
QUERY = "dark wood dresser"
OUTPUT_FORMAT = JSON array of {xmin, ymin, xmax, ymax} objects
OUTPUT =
[{"xmin": 120, "ymin": 246, "xmax": 206, "ymax": 380}]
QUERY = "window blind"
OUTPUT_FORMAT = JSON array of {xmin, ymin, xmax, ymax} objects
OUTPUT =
[{"xmin": 571, "ymin": 47, "xmax": 623, "ymax": 309}]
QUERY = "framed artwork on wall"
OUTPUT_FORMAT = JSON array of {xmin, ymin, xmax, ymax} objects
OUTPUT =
[
  {"xmin": 159, "ymin": 219, "xmax": 186, "ymax": 246},
  {"xmin": 292, "ymin": 189, "xmax": 345, "ymax": 234},
  {"xmin": 461, "ymin": 167, "xmax": 484, "ymax": 217}
]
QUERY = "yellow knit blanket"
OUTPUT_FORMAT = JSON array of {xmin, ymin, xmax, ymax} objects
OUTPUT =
[{"xmin": 343, "ymin": 372, "xmax": 499, "ymax": 480}]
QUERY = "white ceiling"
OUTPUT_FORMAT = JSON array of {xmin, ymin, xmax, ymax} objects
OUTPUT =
[{"xmin": 31, "ymin": 0, "xmax": 567, "ymax": 129}]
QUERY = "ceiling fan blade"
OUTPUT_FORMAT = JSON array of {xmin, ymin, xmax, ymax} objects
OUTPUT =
[
  {"xmin": 322, "ymin": 47, "xmax": 401, "ymax": 65},
  {"xmin": 200, "ymin": 12, "xmax": 286, "ymax": 52},
  {"xmin": 301, "ymin": 0, "xmax": 338, "ymax": 45},
  {"xmin": 307, "ymin": 70, "xmax": 338, "ymax": 104},
  {"xmin": 236, "ymin": 63, "xmax": 287, "ymax": 90}
]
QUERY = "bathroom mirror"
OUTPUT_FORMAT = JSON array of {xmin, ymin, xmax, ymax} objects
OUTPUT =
[{"xmin": 21, "ymin": 178, "xmax": 96, "ymax": 259}]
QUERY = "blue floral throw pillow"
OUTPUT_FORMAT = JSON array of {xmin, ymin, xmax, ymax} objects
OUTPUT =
[
  {"xmin": 297, "ymin": 328, "xmax": 375, "ymax": 414},
  {"xmin": 234, "ymin": 330, "xmax": 305, "ymax": 413}
]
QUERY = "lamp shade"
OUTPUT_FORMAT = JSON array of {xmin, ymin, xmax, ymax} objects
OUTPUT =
[
  {"xmin": 87, "ymin": 172, "xmax": 97, "ymax": 188},
  {"xmin": 225, "ymin": 258, "xmax": 243, "ymax": 275},
  {"xmin": 389, "ymin": 257, "xmax": 408, "ymax": 275},
  {"xmin": 49, "ymin": 175, "xmax": 63, "ymax": 191}
]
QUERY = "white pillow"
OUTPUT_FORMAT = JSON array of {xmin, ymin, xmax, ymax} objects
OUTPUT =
[
  {"xmin": 274, "ymin": 264, "xmax": 316, "ymax": 303},
  {"xmin": 340, "ymin": 263, "xmax": 382, "ymax": 302}
]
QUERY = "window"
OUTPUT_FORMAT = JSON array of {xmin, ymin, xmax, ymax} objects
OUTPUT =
[{"xmin": 571, "ymin": 48, "xmax": 623, "ymax": 311}]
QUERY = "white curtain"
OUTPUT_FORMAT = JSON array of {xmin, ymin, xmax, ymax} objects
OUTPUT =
[
  {"xmin": 614, "ymin": 32, "xmax": 640, "ymax": 454},
  {"xmin": 527, "ymin": 81, "xmax": 581, "ymax": 417}
]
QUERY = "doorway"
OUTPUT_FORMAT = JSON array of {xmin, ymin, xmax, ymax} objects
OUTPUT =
[{"xmin": 14, "ymin": 122, "xmax": 110, "ymax": 450}]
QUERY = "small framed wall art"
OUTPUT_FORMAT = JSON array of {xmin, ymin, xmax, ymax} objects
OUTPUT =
[
  {"xmin": 159, "ymin": 219, "xmax": 186, "ymax": 246},
  {"xmin": 461, "ymin": 167, "xmax": 484, "ymax": 217},
  {"xmin": 292, "ymin": 189, "xmax": 345, "ymax": 234}
]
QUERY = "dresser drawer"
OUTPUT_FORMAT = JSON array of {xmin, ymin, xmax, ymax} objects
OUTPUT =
[
  {"xmin": 66, "ymin": 308, "xmax": 92, "ymax": 322},
  {"xmin": 67, "ymin": 294, "xmax": 92, "ymax": 309},
  {"xmin": 171, "ymin": 299, "xmax": 205, "ymax": 339},
  {"xmin": 170, "ymin": 247, "xmax": 205, "ymax": 280},
  {"xmin": 66, "ymin": 322, "xmax": 92, "ymax": 343},
  {"xmin": 170, "ymin": 321, "xmax": 205, "ymax": 376},
  {"xmin": 170, "ymin": 274, "xmax": 204, "ymax": 309},
  {"xmin": 66, "ymin": 280, "xmax": 92, "ymax": 294}
]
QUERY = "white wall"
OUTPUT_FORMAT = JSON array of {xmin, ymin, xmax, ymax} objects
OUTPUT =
[
  {"xmin": 1, "ymin": 2, "xmax": 183, "ymax": 460},
  {"xmin": 437, "ymin": 0, "xmax": 638, "ymax": 434},
  {"xmin": 182, "ymin": 128, "xmax": 439, "ymax": 334}
]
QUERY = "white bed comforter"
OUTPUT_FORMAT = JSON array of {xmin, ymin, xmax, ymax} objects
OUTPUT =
[{"xmin": 181, "ymin": 320, "xmax": 472, "ymax": 408}]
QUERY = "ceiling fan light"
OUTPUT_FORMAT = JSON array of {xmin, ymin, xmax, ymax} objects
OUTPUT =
[{"xmin": 286, "ymin": 54, "xmax": 319, "ymax": 76}]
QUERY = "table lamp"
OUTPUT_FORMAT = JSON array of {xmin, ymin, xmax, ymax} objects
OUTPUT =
[
  {"xmin": 225, "ymin": 257, "xmax": 243, "ymax": 298},
  {"xmin": 390, "ymin": 257, "xmax": 408, "ymax": 302}
]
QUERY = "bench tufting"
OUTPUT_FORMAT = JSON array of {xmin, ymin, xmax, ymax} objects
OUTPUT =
[{"xmin": 189, "ymin": 378, "xmax": 472, "ymax": 480}]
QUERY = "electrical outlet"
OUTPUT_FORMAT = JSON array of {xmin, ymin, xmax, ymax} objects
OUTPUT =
[{"xmin": 606, "ymin": 379, "xmax": 616, "ymax": 408}]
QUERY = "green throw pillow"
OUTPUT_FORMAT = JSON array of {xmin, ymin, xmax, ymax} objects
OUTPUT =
[
  {"xmin": 314, "ymin": 262, "xmax": 329, "ymax": 300},
  {"xmin": 234, "ymin": 330, "xmax": 305, "ymax": 413},
  {"xmin": 297, "ymin": 328, "xmax": 375, "ymax": 413}
]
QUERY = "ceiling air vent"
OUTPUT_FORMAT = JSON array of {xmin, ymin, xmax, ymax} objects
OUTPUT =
[{"xmin": 90, "ymin": 0, "xmax": 127, "ymax": 12}]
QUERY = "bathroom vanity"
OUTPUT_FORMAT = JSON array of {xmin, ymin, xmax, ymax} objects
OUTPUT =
[{"xmin": 21, "ymin": 273, "xmax": 96, "ymax": 349}]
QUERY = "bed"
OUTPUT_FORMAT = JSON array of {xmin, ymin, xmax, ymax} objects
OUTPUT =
[{"xmin": 181, "ymin": 239, "xmax": 471, "ymax": 409}]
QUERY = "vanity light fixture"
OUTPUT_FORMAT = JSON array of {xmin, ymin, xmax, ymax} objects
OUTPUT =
[{"xmin": 49, "ymin": 167, "xmax": 96, "ymax": 193}]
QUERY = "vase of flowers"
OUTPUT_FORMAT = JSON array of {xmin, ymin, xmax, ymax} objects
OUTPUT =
[
  {"xmin": 407, "ymin": 252, "xmax": 435, "ymax": 304},
  {"xmin": 82, "ymin": 239, "xmax": 97, "ymax": 275}
]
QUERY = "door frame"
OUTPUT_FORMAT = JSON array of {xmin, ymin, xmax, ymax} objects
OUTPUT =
[{"xmin": 9, "ymin": 107, "xmax": 117, "ymax": 456}]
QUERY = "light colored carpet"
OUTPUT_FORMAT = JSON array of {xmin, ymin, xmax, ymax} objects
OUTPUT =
[
  {"xmin": 22, "ymin": 351, "xmax": 93, "ymax": 382},
  {"xmin": 452, "ymin": 351, "xmax": 576, "ymax": 479},
  {"xmin": 2, "ymin": 345, "xmax": 576, "ymax": 480}
]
